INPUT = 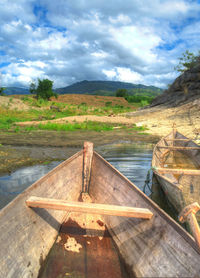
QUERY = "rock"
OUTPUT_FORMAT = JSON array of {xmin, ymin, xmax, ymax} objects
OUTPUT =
[
  {"xmin": 151, "ymin": 63, "xmax": 200, "ymax": 108},
  {"xmin": 50, "ymin": 105, "xmax": 61, "ymax": 112}
]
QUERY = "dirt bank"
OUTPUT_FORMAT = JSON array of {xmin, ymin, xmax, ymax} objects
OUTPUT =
[
  {"xmin": 2, "ymin": 94, "xmax": 200, "ymax": 176},
  {"xmin": 0, "ymin": 96, "xmax": 30, "ymax": 110},
  {"xmin": 125, "ymin": 100, "xmax": 200, "ymax": 142},
  {"xmin": 0, "ymin": 144, "xmax": 80, "ymax": 176},
  {"xmin": 0, "ymin": 129, "xmax": 158, "ymax": 175},
  {"xmin": 17, "ymin": 115, "xmax": 138, "ymax": 126},
  {"xmin": 16, "ymin": 99, "xmax": 200, "ymax": 143}
]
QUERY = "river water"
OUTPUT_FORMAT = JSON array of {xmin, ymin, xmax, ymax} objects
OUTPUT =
[{"xmin": 0, "ymin": 144, "xmax": 153, "ymax": 209}]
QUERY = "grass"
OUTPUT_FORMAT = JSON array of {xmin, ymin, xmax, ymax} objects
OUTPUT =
[
  {"xmin": 21, "ymin": 122, "xmax": 148, "ymax": 133},
  {"xmin": 129, "ymin": 124, "xmax": 148, "ymax": 132},
  {"xmin": 36, "ymin": 121, "xmax": 114, "ymax": 132},
  {"xmin": 0, "ymin": 96, "xmax": 148, "ymax": 133},
  {"xmin": 42, "ymin": 161, "xmax": 51, "ymax": 165}
]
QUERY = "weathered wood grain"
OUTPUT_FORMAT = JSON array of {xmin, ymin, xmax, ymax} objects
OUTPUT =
[
  {"xmin": 179, "ymin": 202, "xmax": 200, "ymax": 248},
  {"xmin": 26, "ymin": 196, "xmax": 153, "ymax": 219},
  {"xmin": 1, "ymin": 139, "xmax": 200, "ymax": 278},
  {"xmin": 152, "ymin": 130, "xmax": 200, "ymax": 230},
  {"xmin": 89, "ymin": 152, "xmax": 200, "ymax": 277},
  {"xmin": 82, "ymin": 141, "xmax": 93, "ymax": 192},
  {"xmin": 0, "ymin": 151, "xmax": 83, "ymax": 278},
  {"xmin": 187, "ymin": 212, "xmax": 200, "ymax": 248},
  {"xmin": 157, "ymin": 146, "xmax": 200, "ymax": 150},
  {"xmin": 156, "ymin": 168, "xmax": 200, "ymax": 175}
]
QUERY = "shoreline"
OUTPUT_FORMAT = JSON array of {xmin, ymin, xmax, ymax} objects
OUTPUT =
[{"xmin": 0, "ymin": 129, "xmax": 158, "ymax": 176}]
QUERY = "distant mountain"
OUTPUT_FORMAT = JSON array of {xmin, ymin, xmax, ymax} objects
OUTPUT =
[
  {"xmin": 2, "ymin": 87, "xmax": 30, "ymax": 95},
  {"xmin": 2, "ymin": 81, "xmax": 163, "ymax": 96},
  {"xmin": 55, "ymin": 80, "xmax": 163, "ymax": 96}
]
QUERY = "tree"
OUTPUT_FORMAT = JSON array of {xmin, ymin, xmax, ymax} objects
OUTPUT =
[
  {"xmin": 29, "ymin": 78, "xmax": 57, "ymax": 100},
  {"xmin": 29, "ymin": 82, "xmax": 36, "ymax": 95},
  {"xmin": 115, "ymin": 88, "xmax": 128, "ymax": 97},
  {"xmin": 174, "ymin": 50, "xmax": 200, "ymax": 73},
  {"xmin": 0, "ymin": 87, "xmax": 5, "ymax": 96}
]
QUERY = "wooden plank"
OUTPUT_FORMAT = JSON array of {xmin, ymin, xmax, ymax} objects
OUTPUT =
[
  {"xmin": 157, "ymin": 146, "xmax": 200, "ymax": 150},
  {"xmin": 187, "ymin": 213, "xmax": 200, "ymax": 248},
  {"xmin": 26, "ymin": 196, "xmax": 153, "ymax": 219},
  {"xmin": 82, "ymin": 142, "xmax": 93, "ymax": 193},
  {"xmin": 165, "ymin": 139, "xmax": 192, "ymax": 142},
  {"xmin": 156, "ymin": 167, "xmax": 200, "ymax": 175},
  {"xmin": 172, "ymin": 124, "xmax": 176, "ymax": 160}
]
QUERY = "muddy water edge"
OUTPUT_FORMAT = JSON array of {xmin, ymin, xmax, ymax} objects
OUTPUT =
[{"xmin": 0, "ymin": 129, "xmax": 158, "ymax": 175}]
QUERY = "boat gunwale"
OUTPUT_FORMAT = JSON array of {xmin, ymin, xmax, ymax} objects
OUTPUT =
[
  {"xmin": 152, "ymin": 131, "xmax": 200, "ymax": 190},
  {"xmin": 93, "ymin": 151, "xmax": 200, "ymax": 254},
  {"xmin": 0, "ymin": 149, "xmax": 83, "ymax": 216},
  {"xmin": 153, "ymin": 169, "xmax": 183, "ymax": 190}
]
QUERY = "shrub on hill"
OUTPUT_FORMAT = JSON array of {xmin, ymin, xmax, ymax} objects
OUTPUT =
[
  {"xmin": 30, "ymin": 79, "xmax": 57, "ymax": 100},
  {"xmin": 174, "ymin": 50, "xmax": 200, "ymax": 73},
  {"xmin": 115, "ymin": 89, "xmax": 128, "ymax": 97},
  {"xmin": 0, "ymin": 87, "xmax": 5, "ymax": 96}
]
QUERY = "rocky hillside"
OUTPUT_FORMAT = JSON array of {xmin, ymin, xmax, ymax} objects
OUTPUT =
[{"xmin": 151, "ymin": 63, "xmax": 200, "ymax": 107}]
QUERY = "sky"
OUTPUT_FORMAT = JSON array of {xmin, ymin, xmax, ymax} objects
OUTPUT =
[{"xmin": 1, "ymin": 0, "xmax": 200, "ymax": 89}]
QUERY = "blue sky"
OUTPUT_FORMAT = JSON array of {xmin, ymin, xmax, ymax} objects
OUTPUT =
[{"xmin": 0, "ymin": 0, "xmax": 200, "ymax": 89}]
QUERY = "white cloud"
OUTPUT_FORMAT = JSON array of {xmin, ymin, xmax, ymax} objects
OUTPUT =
[
  {"xmin": 2, "ymin": 61, "xmax": 47, "ymax": 87},
  {"xmin": 118, "ymin": 67, "xmax": 142, "ymax": 83},
  {"xmin": 91, "ymin": 51, "xmax": 108, "ymax": 58},
  {"xmin": 102, "ymin": 69, "xmax": 116, "ymax": 79},
  {"xmin": 103, "ymin": 67, "xmax": 142, "ymax": 83},
  {"xmin": 109, "ymin": 25, "xmax": 162, "ymax": 64},
  {"xmin": 1, "ymin": 0, "xmax": 200, "ymax": 88},
  {"xmin": 109, "ymin": 14, "xmax": 132, "ymax": 25}
]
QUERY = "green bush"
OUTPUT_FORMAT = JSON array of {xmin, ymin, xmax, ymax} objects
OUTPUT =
[
  {"xmin": 105, "ymin": 101, "xmax": 112, "ymax": 107},
  {"xmin": 125, "ymin": 95, "xmax": 154, "ymax": 105},
  {"xmin": 29, "ymin": 79, "xmax": 57, "ymax": 100},
  {"xmin": 174, "ymin": 50, "xmax": 200, "ymax": 72},
  {"xmin": 115, "ymin": 89, "xmax": 128, "ymax": 97}
]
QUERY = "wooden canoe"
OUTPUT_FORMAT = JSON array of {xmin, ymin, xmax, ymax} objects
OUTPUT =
[
  {"xmin": 0, "ymin": 142, "xmax": 200, "ymax": 278},
  {"xmin": 152, "ymin": 130, "xmax": 200, "ymax": 227},
  {"xmin": 152, "ymin": 130, "xmax": 200, "ymax": 211}
]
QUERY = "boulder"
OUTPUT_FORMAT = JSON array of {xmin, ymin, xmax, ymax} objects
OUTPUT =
[{"xmin": 151, "ymin": 63, "xmax": 200, "ymax": 107}]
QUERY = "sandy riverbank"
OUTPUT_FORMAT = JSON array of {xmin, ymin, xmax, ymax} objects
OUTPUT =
[{"xmin": 16, "ymin": 99, "xmax": 200, "ymax": 141}]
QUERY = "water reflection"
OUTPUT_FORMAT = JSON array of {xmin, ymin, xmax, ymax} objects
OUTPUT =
[
  {"xmin": 0, "ymin": 144, "xmax": 153, "ymax": 209},
  {"xmin": 0, "ymin": 161, "xmax": 61, "ymax": 209},
  {"xmin": 97, "ymin": 145, "xmax": 152, "ymax": 193}
]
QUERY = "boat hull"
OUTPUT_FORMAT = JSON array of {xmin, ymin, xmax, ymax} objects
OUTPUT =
[
  {"xmin": 0, "ymin": 151, "xmax": 83, "ymax": 278},
  {"xmin": 90, "ymin": 152, "xmax": 200, "ymax": 277},
  {"xmin": 0, "ymin": 146, "xmax": 200, "ymax": 277},
  {"xmin": 152, "ymin": 131, "xmax": 200, "ymax": 222}
]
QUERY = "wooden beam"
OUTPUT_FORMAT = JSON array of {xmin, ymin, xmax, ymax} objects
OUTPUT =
[
  {"xmin": 165, "ymin": 139, "xmax": 192, "ymax": 142},
  {"xmin": 157, "ymin": 146, "xmax": 200, "ymax": 150},
  {"xmin": 155, "ymin": 168, "xmax": 200, "ymax": 175},
  {"xmin": 179, "ymin": 202, "xmax": 200, "ymax": 248},
  {"xmin": 187, "ymin": 213, "xmax": 200, "ymax": 248},
  {"xmin": 82, "ymin": 142, "xmax": 93, "ymax": 193},
  {"xmin": 26, "ymin": 196, "xmax": 153, "ymax": 219}
]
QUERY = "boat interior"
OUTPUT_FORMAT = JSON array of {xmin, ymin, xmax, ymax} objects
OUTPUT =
[{"xmin": 0, "ymin": 141, "xmax": 200, "ymax": 277}]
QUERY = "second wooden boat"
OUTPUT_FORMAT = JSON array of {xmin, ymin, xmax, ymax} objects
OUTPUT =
[
  {"xmin": 0, "ymin": 142, "xmax": 200, "ymax": 277},
  {"xmin": 152, "ymin": 128, "xmax": 200, "ymax": 239}
]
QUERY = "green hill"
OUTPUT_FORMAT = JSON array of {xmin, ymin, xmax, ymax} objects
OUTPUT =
[
  {"xmin": 2, "ymin": 81, "xmax": 163, "ymax": 97},
  {"xmin": 55, "ymin": 80, "xmax": 163, "ymax": 96},
  {"xmin": 2, "ymin": 87, "xmax": 30, "ymax": 95}
]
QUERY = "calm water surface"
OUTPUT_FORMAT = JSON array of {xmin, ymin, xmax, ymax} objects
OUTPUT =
[{"xmin": 0, "ymin": 144, "xmax": 152, "ymax": 209}]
